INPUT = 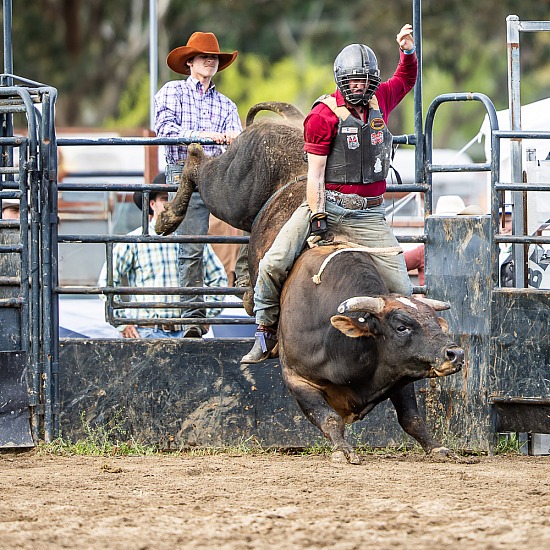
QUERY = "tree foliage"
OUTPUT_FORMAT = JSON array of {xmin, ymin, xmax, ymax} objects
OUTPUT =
[{"xmin": 3, "ymin": 0, "xmax": 550, "ymax": 150}]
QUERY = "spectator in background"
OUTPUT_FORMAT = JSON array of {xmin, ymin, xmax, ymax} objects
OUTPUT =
[
  {"xmin": 208, "ymin": 215, "xmax": 243, "ymax": 287},
  {"xmin": 1, "ymin": 198, "xmax": 20, "ymax": 220},
  {"xmin": 154, "ymin": 31, "xmax": 242, "ymax": 338},
  {"xmin": 98, "ymin": 173, "xmax": 228, "ymax": 339},
  {"xmin": 404, "ymin": 244, "xmax": 425, "ymax": 286}
]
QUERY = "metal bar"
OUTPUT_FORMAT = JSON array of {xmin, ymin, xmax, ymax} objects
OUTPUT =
[
  {"xmin": 0, "ymin": 276, "xmax": 20, "ymax": 285},
  {"xmin": 111, "ymin": 300, "xmax": 248, "ymax": 309},
  {"xmin": 428, "ymin": 163, "xmax": 491, "ymax": 173},
  {"xmin": 60, "ymin": 286, "xmax": 247, "ymax": 296},
  {"xmin": 413, "ymin": 0, "xmax": 424, "ymax": 188},
  {"xmin": 0, "ymin": 244, "xmax": 22, "ymax": 252},
  {"xmin": 495, "ymin": 183, "xmax": 550, "ymax": 191},
  {"xmin": 507, "ymin": 15, "xmax": 526, "ymax": 287},
  {"xmin": 61, "ymin": 171, "xmax": 144, "ymax": 179},
  {"xmin": 39, "ymin": 111, "xmax": 54, "ymax": 444},
  {"xmin": 494, "ymin": 235, "xmax": 550, "ymax": 245},
  {"xmin": 114, "ymin": 317, "xmax": 254, "ymax": 327},
  {"xmin": 0, "ymin": 136, "xmax": 23, "ymax": 144},
  {"xmin": 58, "ymin": 234, "xmax": 250, "ymax": 244},
  {"xmin": 0, "ymin": 297, "xmax": 23, "ymax": 306},
  {"xmin": 28, "ymin": 128, "xmax": 41, "ymax": 442},
  {"xmin": 18, "ymin": 144, "xmax": 30, "ymax": 356},
  {"xmin": 490, "ymin": 396, "xmax": 550, "ymax": 405},
  {"xmin": 517, "ymin": 21, "xmax": 550, "ymax": 32},
  {"xmin": 149, "ymin": 0, "xmax": 158, "ymax": 131},
  {"xmin": 0, "ymin": 105, "xmax": 27, "ymax": 113},
  {"xmin": 494, "ymin": 130, "xmax": 550, "ymax": 138},
  {"xmin": 393, "ymin": 134, "xmax": 416, "ymax": 145},
  {"xmin": 56, "ymin": 136, "xmax": 217, "ymax": 147},
  {"xmin": 43, "ymin": 89, "xmax": 61, "ymax": 437},
  {"xmin": 2, "ymin": 0, "xmax": 13, "ymax": 77}
]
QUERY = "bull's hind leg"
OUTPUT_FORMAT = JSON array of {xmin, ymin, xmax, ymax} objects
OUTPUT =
[
  {"xmin": 390, "ymin": 383, "xmax": 453, "ymax": 457},
  {"xmin": 282, "ymin": 370, "xmax": 361, "ymax": 464}
]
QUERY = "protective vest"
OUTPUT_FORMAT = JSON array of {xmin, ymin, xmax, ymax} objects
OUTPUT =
[{"xmin": 317, "ymin": 95, "xmax": 393, "ymax": 184}]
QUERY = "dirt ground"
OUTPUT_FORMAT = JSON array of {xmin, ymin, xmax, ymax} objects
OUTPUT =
[{"xmin": 0, "ymin": 451, "xmax": 548, "ymax": 550}]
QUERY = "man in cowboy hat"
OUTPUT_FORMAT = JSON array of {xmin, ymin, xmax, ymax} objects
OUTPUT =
[
  {"xmin": 1, "ymin": 198, "xmax": 20, "ymax": 220},
  {"xmin": 154, "ymin": 31, "xmax": 242, "ymax": 338},
  {"xmin": 97, "ymin": 173, "xmax": 228, "ymax": 339}
]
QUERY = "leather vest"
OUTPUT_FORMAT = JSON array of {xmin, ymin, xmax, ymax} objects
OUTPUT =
[{"xmin": 318, "ymin": 96, "xmax": 393, "ymax": 184}]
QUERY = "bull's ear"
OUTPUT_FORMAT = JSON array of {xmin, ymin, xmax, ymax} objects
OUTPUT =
[
  {"xmin": 330, "ymin": 315, "xmax": 375, "ymax": 338},
  {"xmin": 437, "ymin": 317, "xmax": 449, "ymax": 333}
]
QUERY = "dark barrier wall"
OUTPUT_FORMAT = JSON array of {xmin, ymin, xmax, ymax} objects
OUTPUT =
[
  {"xmin": 58, "ymin": 339, "xmax": 417, "ymax": 449},
  {"xmin": 490, "ymin": 289, "xmax": 550, "ymax": 434},
  {"xmin": 422, "ymin": 215, "xmax": 493, "ymax": 451}
]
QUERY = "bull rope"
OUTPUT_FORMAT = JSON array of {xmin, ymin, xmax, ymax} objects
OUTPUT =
[{"xmin": 311, "ymin": 243, "xmax": 402, "ymax": 285}]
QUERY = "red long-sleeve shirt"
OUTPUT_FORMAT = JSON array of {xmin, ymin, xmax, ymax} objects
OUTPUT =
[{"xmin": 304, "ymin": 50, "xmax": 417, "ymax": 197}]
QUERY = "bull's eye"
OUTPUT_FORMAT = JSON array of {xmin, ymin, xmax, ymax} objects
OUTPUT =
[{"xmin": 396, "ymin": 325, "xmax": 411, "ymax": 334}]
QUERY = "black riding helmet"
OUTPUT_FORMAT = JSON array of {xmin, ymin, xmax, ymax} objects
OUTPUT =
[{"xmin": 333, "ymin": 44, "xmax": 381, "ymax": 105}]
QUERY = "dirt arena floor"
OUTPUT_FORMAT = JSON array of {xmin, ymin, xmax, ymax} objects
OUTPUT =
[{"xmin": 0, "ymin": 451, "xmax": 548, "ymax": 549}]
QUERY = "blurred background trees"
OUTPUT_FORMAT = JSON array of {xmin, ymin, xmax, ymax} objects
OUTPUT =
[{"xmin": 4, "ymin": 0, "xmax": 550, "ymax": 156}]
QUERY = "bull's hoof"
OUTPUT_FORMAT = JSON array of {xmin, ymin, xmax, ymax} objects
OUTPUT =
[
  {"xmin": 331, "ymin": 449, "xmax": 361, "ymax": 465},
  {"xmin": 331, "ymin": 450, "xmax": 347, "ymax": 463},
  {"xmin": 428, "ymin": 447, "xmax": 480, "ymax": 464},
  {"xmin": 155, "ymin": 209, "xmax": 185, "ymax": 236},
  {"xmin": 428, "ymin": 446, "xmax": 458, "ymax": 462}
]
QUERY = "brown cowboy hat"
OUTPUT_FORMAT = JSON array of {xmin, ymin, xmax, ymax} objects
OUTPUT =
[{"xmin": 167, "ymin": 32, "xmax": 238, "ymax": 75}]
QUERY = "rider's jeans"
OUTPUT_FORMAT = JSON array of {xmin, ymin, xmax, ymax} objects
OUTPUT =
[{"xmin": 253, "ymin": 199, "xmax": 413, "ymax": 327}]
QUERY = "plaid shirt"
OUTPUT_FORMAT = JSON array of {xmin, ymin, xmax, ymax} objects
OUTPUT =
[
  {"xmin": 98, "ymin": 221, "xmax": 228, "ymax": 323},
  {"xmin": 154, "ymin": 76, "xmax": 242, "ymax": 164}
]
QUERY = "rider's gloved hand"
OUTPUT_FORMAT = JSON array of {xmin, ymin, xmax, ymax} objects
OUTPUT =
[{"xmin": 310, "ymin": 212, "xmax": 328, "ymax": 237}]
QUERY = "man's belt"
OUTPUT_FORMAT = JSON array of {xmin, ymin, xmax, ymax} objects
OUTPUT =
[
  {"xmin": 325, "ymin": 189, "xmax": 384, "ymax": 210},
  {"xmin": 141, "ymin": 323, "xmax": 183, "ymax": 332}
]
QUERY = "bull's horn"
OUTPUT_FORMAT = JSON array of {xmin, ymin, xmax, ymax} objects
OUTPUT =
[
  {"xmin": 415, "ymin": 297, "xmax": 451, "ymax": 311},
  {"xmin": 337, "ymin": 296, "xmax": 385, "ymax": 314}
]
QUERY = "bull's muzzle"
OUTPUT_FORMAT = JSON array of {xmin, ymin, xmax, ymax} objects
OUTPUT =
[{"xmin": 430, "ymin": 346, "xmax": 465, "ymax": 377}]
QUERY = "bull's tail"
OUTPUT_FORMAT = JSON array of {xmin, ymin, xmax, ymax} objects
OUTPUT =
[{"xmin": 245, "ymin": 102, "xmax": 305, "ymax": 127}]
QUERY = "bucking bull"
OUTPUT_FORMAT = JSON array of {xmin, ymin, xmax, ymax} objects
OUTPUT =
[{"xmin": 156, "ymin": 102, "xmax": 465, "ymax": 464}]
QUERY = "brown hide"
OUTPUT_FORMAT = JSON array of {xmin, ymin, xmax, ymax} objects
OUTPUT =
[
  {"xmin": 155, "ymin": 102, "xmax": 307, "ymax": 236},
  {"xmin": 248, "ymin": 177, "xmax": 308, "ymax": 285}
]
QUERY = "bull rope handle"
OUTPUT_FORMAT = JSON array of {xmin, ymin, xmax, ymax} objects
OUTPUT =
[{"xmin": 311, "ymin": 244, "xmax": 402, "ymax": 285}]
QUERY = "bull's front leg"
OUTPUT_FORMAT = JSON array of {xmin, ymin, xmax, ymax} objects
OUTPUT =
[
  {"xmin": 390, "ymin": 382, "xmax": 454, "ymax": 458},
  {"xmin": 282, "ymin": 369, "xmax": 361, "ymax": 464}
]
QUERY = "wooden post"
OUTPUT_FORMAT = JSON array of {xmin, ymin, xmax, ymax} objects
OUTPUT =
[{"xmin": 143, "ymin": 129, "xmax": 159, "ymax": 183}]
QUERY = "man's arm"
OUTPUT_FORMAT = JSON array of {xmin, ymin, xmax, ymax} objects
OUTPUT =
[
  {"xmin": 222, "ymin": 100, "xmax": 243, "ymax": 144},
  {"xmin": 306, "ymin": 153, "xmax": 329, "ymax": 237},
  {"xmin": 378, "ymin": 24, "xmax": 417, "ymax": 114},
  {"xmin": 306, "ymin": 153, "xmax": 327, "ymax": 215},
  {"xmin": 97, "ymin": 242, "xmax": 140, "ymax": 338}
]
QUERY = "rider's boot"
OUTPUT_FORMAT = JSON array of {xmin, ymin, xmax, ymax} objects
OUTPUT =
[{"xmin": 240, "ymin": 325, "xmax": 278, "ymax": 364}]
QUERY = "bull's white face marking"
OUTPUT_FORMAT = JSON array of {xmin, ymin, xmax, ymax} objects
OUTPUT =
[{"xmin": 397, "ymin": 297, "xmax": 418, "ymax": 310}]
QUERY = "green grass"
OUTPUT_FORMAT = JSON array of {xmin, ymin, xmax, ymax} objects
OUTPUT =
[
  {"xmin": 33, "ymin": 409, "xmax": 502, "ymax": 458},
  {"xmin": 36, "ymin": 410, "xmax": 158, "ymax": 457},
  {"xmin": 494, "ymin": 432, "xmax": 526, "ymax": 455}
]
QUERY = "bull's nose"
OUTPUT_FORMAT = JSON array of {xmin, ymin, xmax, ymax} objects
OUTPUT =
[{"xmin": 446, "ymin": 347, "xmax": 464, "ymax": 366}]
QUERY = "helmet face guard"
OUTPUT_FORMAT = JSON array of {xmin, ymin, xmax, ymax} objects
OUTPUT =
[{"xmin": 334, "ymin": 44, "xmax": 381, "ymax": 105}]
